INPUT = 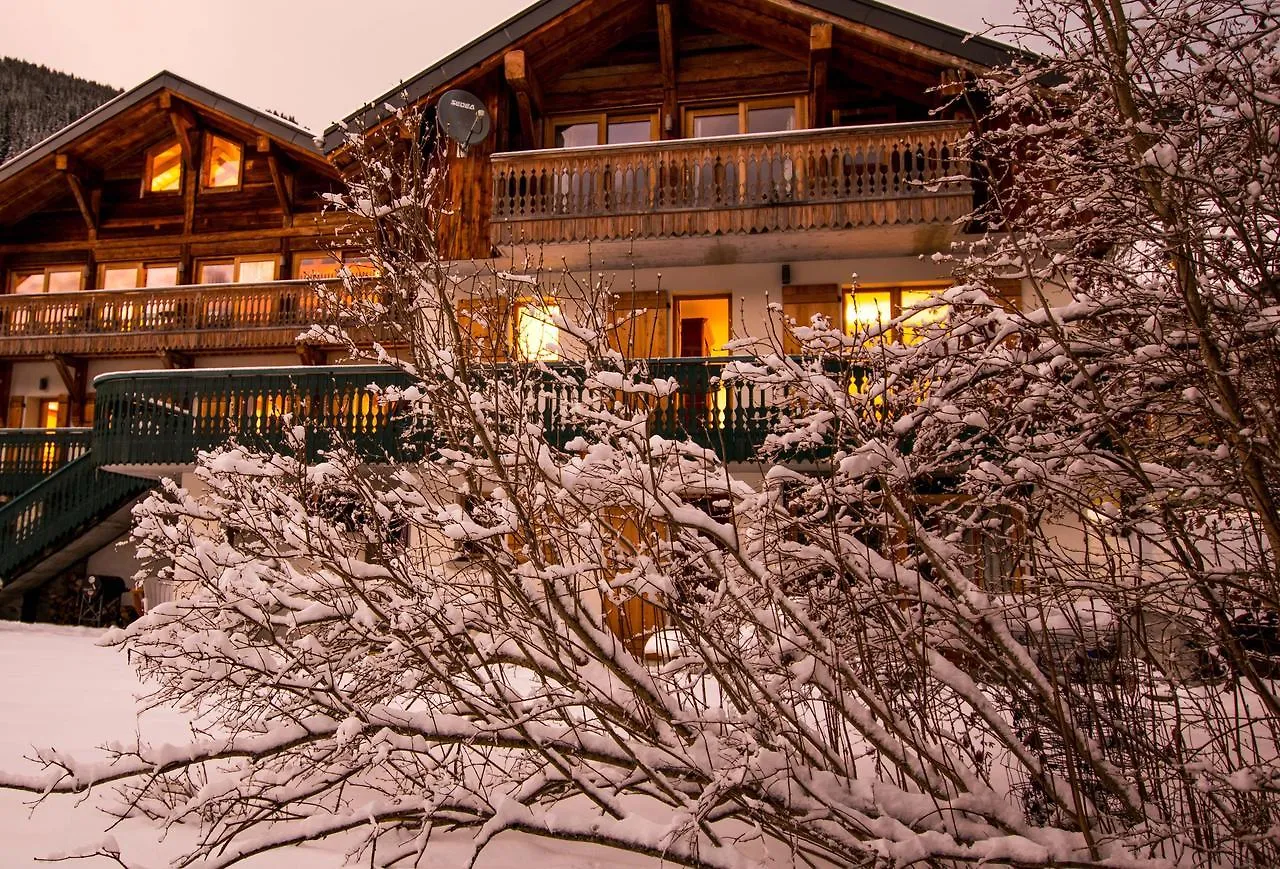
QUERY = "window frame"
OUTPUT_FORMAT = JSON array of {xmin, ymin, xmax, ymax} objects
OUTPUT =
[
  {"xmin": 195, "ymin": 255, "xmax": 281, "ymax": 285},
  {"xmin": 683, "ymin": 95, "xmax": 806, "ymax": 138},
  {"xmin": 291, "ymin": 250, "xmax": 379, "ymax": 280},
  {"xmin": 143, "ymin": 140, "xmax": 184, "ymax": 196},
  {"xmin": 545, "ymin": 111, "xmax": 660, "ymax": 149},
  {"xmin": 7, "ymin": 265, "xmax": 87, "ymax": 294},
  {"xmin": 200, "ymin": 132, "xmax": 244, "ymax": 192},
  {"xmin": 96, "ymin": 261, "xmax": 182, "ymax": 290}
]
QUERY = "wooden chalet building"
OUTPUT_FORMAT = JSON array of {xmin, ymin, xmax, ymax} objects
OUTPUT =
[{"xmin": 0, "ymin": 0, "xmax": 1015, "ymax": 624}]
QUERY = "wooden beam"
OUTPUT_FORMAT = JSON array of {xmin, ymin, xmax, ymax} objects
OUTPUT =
[
  {"xmin": 657, "ymin": 0, "xmax": 679, "ymax": 139},
  {"xmin": 55, "ymin": 154, "xmax": 99, "ymax": 240},
  {"xmin": 0, "ymin": 361, "xmax": 12, "ymax": 424},
  {"xmin": 505, "ymin": 50, "xmax": 543, "ymax": 148},
  {"xmin": 809, "ymin": 23, "xmax": 832, "ymax": 128},
  {"xmin": 161, "ymin": 95, "xmax": 203, "ymax": 235},
  {"xmin": 756, "ymin": 0, "xmax": 989, "ymax": 74},
  {"xmin": 265, "ymin": 148, "xmax": 294, "ymax": 227},
  {"xmin": 684, "ymin": 0, "xmax": 939, "ymax": 100},
  {"xmin": 164, "ymin": 100, "xmax": 200, "ymax": 172},
  {"xmin": 50, "ymin": 355, "xmax": 88, "ymax": 426},
  {"xmin": 0, "ymin": 221, "xmax": 357, "ymax": 255}
]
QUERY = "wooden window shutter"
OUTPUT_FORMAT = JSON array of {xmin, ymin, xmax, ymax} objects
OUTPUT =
[
  {"xmin": 608, "ymin": 290, "xmax": 669, "ymax": 359},
  {"xmin": 780, "ymin": 284, "xmax": 840, "ymax": 354}
]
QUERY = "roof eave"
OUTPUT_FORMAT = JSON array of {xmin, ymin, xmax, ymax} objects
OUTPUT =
[
  {"xmin": 320, "ymin": 0, "xmax": 1018, "ymax": 153},
  {"xmin": 0, "ymin": 71, "xmax": 324, "ymax": 189}
]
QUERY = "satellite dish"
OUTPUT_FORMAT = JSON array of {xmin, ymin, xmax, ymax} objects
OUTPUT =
[{"xmin": 436, "ymin": 89, "xmax": 491, "ymax": 155}]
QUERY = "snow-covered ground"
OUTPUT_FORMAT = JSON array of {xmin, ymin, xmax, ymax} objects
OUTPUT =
[{"xmin": 0, "ymin": 621, "xmax": 655, "ymax": 868}]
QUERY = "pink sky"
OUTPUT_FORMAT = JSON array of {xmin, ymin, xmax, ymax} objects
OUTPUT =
[{"xmin": 0, "ymin": 0, "xmax": 1022, "ymax": 133}]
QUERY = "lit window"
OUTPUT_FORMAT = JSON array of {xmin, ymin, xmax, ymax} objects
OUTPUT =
[
  {"xmin": 293, "ymin": 252, "xmax": 379, "ymax": 279},
  {"xmin": 899, "ymin": 289, "xmax": 949, "ymax": 344},
  {"xmin": 146, "ymin": 141, "xmax": 183, "ymax": 193},
  {"xmin": 11, "ymin": 272, "xmax": 45, "ymax": 294},
  {"xmin": 99, "ymin": 262, "xmax": 180, "ymax": 290},
  {"xmin": 102, "ymin": 266, "xmax": 139, "ymax": 290},
  {"xmin": 198, "ymin": 256, "xmax": 277, "ymax": 285},
  {"xmin": 843, "ymin": 286, "xmax": 948, "ymax": 344},
  {"xmin": 46, "ymin": 271, "xmax": 82, "ymax": 293},
  {"xmin": 295, "ymin": 253, "xmax": 343, "ymax": 280},
  {"xmin": 145, "ymin": 265, "xmax": 179, "ymax": 287},
  {"xmin": 236, "ymin": 258, "xmax": 276, "ymax": 283},
  {"xmin": 199, "ymin": 262, "xmax": 235, "ymax": 284},
  {"xmin": 343, "ymin": 256, "xmax": 378, "ymax": 277},
  {"xmin": 42, "ymin": 401, "xmax": 60, "ymax": 430},
  {"xmin": 202, "ymin": 135, "xmax": 242, "ymax": 189},
  {"xmin": 516, "ymin": 303, "xmax": 560, "ymax": 361},
  {"xmin": 843, "ymin": 291, "xmax": 893, "ymax": 335},
  {"xmin": 8, "ymin": 266, "xmax": 85, "ymax": 294}
]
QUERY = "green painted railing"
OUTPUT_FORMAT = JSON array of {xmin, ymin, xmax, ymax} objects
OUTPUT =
[
  {"xmin": 92, "ymin": 359, "xmax": 853, "ymax": 468},
  {"xmin": 92, "ymin": 366, "xmax": 418, "ymax": 468},
  {"xmin": 0, "ymin": 428, "xmax": 92, "ymax": 497},
  {"xmin": 0, "ymin": 453, "xmax": 154, "ymax": 584}
]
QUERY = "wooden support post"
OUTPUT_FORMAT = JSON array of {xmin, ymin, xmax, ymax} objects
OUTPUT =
[
  {"xmin": 504, "ymin": 50, "xmax": 543, "ymax": 149},
  {"xmin": 296, "ymin": 344, "xmax": 327, "ymax": 366},
  {"xmin": 657, "ymin": 1, "xmax": 679, "ymax": 139},
  {"xmin": 0, "ymin": 361, "xmax": 12, "ymax": 428},
  {"xmin": 50, "ymin": 355, "xmax": 88, "ymax": 426},
  {"xmin": 809, "ymin": 23, "xmax": 832, "ymax": 128},
  {"xmin": 160, "ymin": 350, "xmax": 194, "ymax": 370}
]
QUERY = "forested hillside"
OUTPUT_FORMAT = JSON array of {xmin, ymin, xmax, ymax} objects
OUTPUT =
[{"xmin": 0, "ymin": 58, "xmax": 120, "ymax": 164}]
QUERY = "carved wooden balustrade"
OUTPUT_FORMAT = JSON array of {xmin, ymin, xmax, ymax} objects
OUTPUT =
[
  {"xmin": 0, "ymin": 279, "xmax": 344, "ymax": 357},
  {"xmin": 491, "ymin": 120, "xmax": 973, "ymax": 245}
]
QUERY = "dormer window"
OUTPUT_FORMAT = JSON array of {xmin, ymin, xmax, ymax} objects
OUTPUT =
[
  {"xmin": 202, "ymin": 134, "xmax": 242, "ymax": 189},
  {"xmin": 145, "ymin": 141, "xmax": 183, "ymax": 193}
]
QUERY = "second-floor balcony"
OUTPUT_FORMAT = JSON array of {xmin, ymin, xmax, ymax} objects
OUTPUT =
[
  {"xmin": 0, "ymin": 279, "xmax": 339, "ymax": 358},
  {"xmin": 490, "ymin": 120, "xmax": 973, "ymax": 247}
]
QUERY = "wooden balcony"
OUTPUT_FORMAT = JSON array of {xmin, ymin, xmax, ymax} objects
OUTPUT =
[
  {"xmin": 0, "ymin": 279, "xmax": 340, "ymax": 359},
  {"xmin": 490, "ymin": 120, "xmax": 973, "ymax": 247}
]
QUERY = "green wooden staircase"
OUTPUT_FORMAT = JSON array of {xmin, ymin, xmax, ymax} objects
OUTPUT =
[{"xmin": 0, "ymin": 452, "xmax": 155, "ymax": 600}]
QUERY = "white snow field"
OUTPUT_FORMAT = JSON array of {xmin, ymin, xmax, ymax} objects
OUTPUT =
[{"xmin": 0, "ymin": 621, "xmax": 657, "ymax": 868}]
